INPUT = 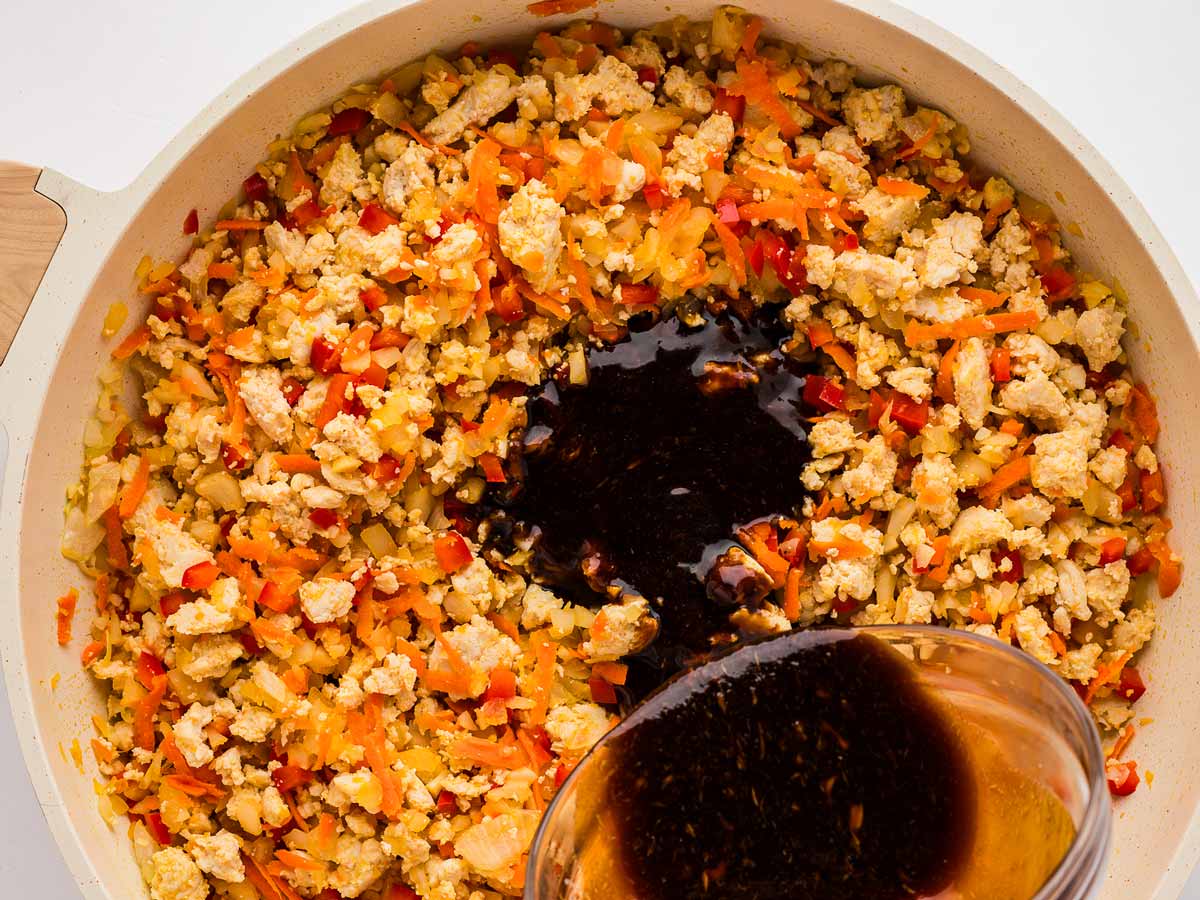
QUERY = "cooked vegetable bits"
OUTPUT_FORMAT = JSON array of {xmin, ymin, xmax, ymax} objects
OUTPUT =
[{"xmin": 62, "ymin": 6, "xmax": 1175, "ymax": 899}]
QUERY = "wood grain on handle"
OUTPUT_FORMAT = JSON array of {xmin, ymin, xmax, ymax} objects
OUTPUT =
[{"xmin": 0, "ymin": 162, "xmax": 67, "ymax": 365}]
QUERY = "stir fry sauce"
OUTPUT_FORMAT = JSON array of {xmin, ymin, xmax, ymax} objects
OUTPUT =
[
  {"xmin": 568, "ymin": 632, "xmax": 1075, "ymax": 900},
  {"xmin": 490, "ymin": 308, "xmax": 813, "ymax": 697}
]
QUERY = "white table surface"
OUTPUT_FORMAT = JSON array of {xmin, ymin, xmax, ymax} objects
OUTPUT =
[{"xmin": 1, "ymin": 1, "xmax": 1197, "ymax": 896}]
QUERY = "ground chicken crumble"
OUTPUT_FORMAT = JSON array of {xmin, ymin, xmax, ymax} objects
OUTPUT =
[{"xmin": 58, "ymin": 7, "xmax": 1177, "ymax": 899}]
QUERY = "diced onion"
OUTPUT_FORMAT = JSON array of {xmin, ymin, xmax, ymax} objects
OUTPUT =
[
  {"xmin": 882, "ymin": 498, "xmax": 916, "ymax": 553},
  {"xmin": 85, "ymin": 461, "xmax": 122, "ymax": 522},
  {"xmin": 195, "ymin": 472, "xmax": 244, "ymax": 511},
  {"xmin": 62, "ymin": 505, "xmax": 104, "ymax": 562},
  {"xmin": 360, "ymin": 523, "xmax": 398, "ymax": 559},
  {"xmin": 455, "ymin": 811, "xmax": 540, "ymax": 876}
]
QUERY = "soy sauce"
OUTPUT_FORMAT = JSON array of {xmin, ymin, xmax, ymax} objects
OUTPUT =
[
  {"xmin": 599, "ymin": 632, "xmax": 977, "ymax": 900},
  {"xmin": 491, "ymin": 310, "xmax": 813, "ymax": 696}
]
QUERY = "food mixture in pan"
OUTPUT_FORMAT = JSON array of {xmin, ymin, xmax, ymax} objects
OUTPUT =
[{"xmin": 59, "ymin": 6, "xmax": 1179, "ymax": 899}]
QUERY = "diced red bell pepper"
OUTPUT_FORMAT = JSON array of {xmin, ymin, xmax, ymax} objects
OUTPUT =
[
  {"xmin": 1116, "ymin": 667, "xmax": 1146, "ymax": 704},
  {"xmin": 183, "ymin": 209, "xmax": 199, "ymax": 236},
  {"xmin": 328, "ymin": 107, "xmax": 372, "ymax": 136},
  {"xmin": 291, "ymin": 198, "xmax": 322, "ymax": 227},
  {"xmin": 715, "ymin": 197, "xmax": 740, "ymax": 224},
  {"xmin": 636, "ymin": 66, "xmax": 658, "ymax": 88},
  {"xmin": 272, "ymin": 765, "xmax": 314, "ymax": 793},
  {"xmin": 159, "ymin": 591, "xmax": 188, "ymax": 618},
  {"xmin": 620, "ymin": 283, "xmax": 659, "ymax": 305},
  {"xmin": 258, "ymin": 582, "xmax": 296, "ymax": 614},
  {"xmin": 1107, "ymin": 429, "xmax": 1134, "ymax": 453},
  {"xmin": 1116, "ymin": 467, "xmax": 1139, "ymax": 513},
  {"xmin": 243, "ymin": 172, "xmax": 269, "ymax": 203},
  {"xmin": 360, "ymin": 363, "xmax": 389, "ymax": 389},
  {"xmin": 487, "ymin": 48, "xmax": 520, "ymax": 69},
  {"xmin": 642, "ymin": 181, "xmax": 665, "ymax": 210},
  {"xmin": 1086, "ymin": 363, "xmax": 1122, "ymax": 391},
  {"xmin": 221, "ymin": 441, "xmax": 250, "ymax": 473},
  {"xmin": 1098, "ymin": 537, "xmax": 1127, "ymax": 566},
  {"xmin": 891, "ymin": 395, "xmax": 929, "ymax": 434},
  {"xmin": 1041, "ymin": 266, "xmax": 1076, "ymax": 299},
  {"xmin": 181, "ymin": 561, "xmax": 221, "ymax": 590},
  {"xmin": 135, "ymin": 652, "xmax": 167, "ymax": 691},
  {"xmin": 1140, "ymin": 469, "xmax": 1165, "ymax": 513},
  {"xmin": 311, "ymin": 335, "xmax": 342, "ymax": 375},
  {"xmin": 991, "ymin": 548, "xmax": 1024, "ymax": 583},
  {"xmin": 802, "ymin": 376, "xmax": 845, "ymax": 413},
  {"xmin": 308, "ymin": 508, "xmax": 341, "ymax": 530},
  {"xmin": 359, "ymin": 203, "xmax": 400, "ymax": 236},
  {"xmin": 385, "ymin": 885, "xmax": 420, "ymax": 900},
  {"xmin": 492, "ymin": 284, "xmax": 525, "ymax": 323},
  {"xmin": 746, "ymin": 235, "xmax": 766, "ymax": 277},
  {"xmin": 867, "ymin": 390, "xmax": 889, "ymax": 429},
  {"xmin": 368, "ymin": 455, "xmax": 406, "ymax": 485},
  {"xmin": 360, "ymin": 285, "xmax": 388, "ymax": 312},
  {"xmin": 589, "ymin": 676, "xmax": 618, "ymax": 705},
  {"xmin": 1106, "ymin": 759, "xmax": 1140, "ymax": 797},
  {"xmin": 990, "ymin": 347, "xmax": 1012, "ymax": 382},
  {"xmin": 832, "ymin": 596, "xmax": 859, "ymax": 614},
  {"xmin": 434, "ymin": 531, "xmax": 473, "ymax": 573},
  {"xmin": 478, "ymin": 453, "xmax": 507, "ymax": 483},
  {"xmin": 1127, "ymin": 547, "xmax": 1155, "ymax": 576},
  {"xmin": 831, "ymin": 232, "xmax": 859, "ymax": 253},
  {"xmin": 436, "ymin": 790, "xmax": 458, "ymax": 815},
  {"xmin": 713, "ymin": 87, "xmax": 745, "ymax": 124},
  {"xmin": 484, "ymin": 668, "xmax": 518, "ymax": 701},
  {"xmin": 281, "ymin": 376, "xmax": 305, "ymax": 407},
  {"xmin": 759, "ymin": 231, "xmax": 808, "ymax": 295},
  {"xmin": 144, "ymin": 812, "xmax": 172, "ymax": 846}
]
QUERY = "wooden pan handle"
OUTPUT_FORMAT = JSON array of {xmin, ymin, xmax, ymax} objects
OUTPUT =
[{"xmin": 0, "ymin": 162, "xmax": 68, "ymax": 365}]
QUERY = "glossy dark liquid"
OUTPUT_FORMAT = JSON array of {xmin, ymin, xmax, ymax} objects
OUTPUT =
[
  {"xmin": 601, "ymin": 632, "xmax": 977, "ymax": 900},
  {"xmin": 491, "ymin": 311, "xmax": 812, "ymax": 695}
]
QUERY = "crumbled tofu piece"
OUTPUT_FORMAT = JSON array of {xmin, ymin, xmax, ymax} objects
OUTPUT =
[
  {"xmin": 949, "ymin": 506, "xmax": 1013, "ymax": 556},
  {"xmin": 913, "ymin": 212, "xmax": 984, "ymax": 288},
  {"xmin": 190, "ymin": 830, "xmax": 245, "ymax": 883},
  {"xmin": 1134, "ymin": 444, "xmax": 1158, "ymax": 474},
  {"xmin": 299, "ymin": 577, "xmax": 356, "ymax": 624},
  {"xmin": 581, "ymin": 597, "xmax": 657, "ymax": 661},
  {"xmin": 1086, "ymin": 561, "xmax": 1131, "ymax": 627},
  {"xmin": 149, "ymin": 848, "xmax": 208, "ymax": 900},
  {"xmin": 230, "ymin": 705, "xmax": 276, "ymax": 743},
  {"xmin": 320, "ymin": 141, "xmax": 367, "ymax": 209},
  {"xmin": 498, "ymin": 179, "xmax": 565, "ymax": 291},
  {"xmin": 363, "ymin": 653, "xmax": 418, "ymax": 707},
  {"xmin": 520, "ymin": 583, "xmax": 564, "ymax": 630},
  {"xmin": 331, "ymin": 771, "xmax": 385, "ymax": 815},
  {"xmin": 853, "ymin": 187, "xmax": 920, "ymax": 246},
  {"xmin": 1014, "ymin": 606, "xmax": 1057, "ymax": 666},
  {"xmin": 1089, "ymin": 446, "xmax": 1128, "ymax": 490},
  {"xmin": 554, "ymin": 55, "xmax": 654, "ymax": 122},
  {"xmin": 953, "ymin": 337, "xmax": 992, "ymax": 431},
  {"xmin": 173, "ymin": 703, "xmax": 215, "ymax": 768},
  {"xmin": 886, "ymin": 366, "xmax": 932, "ymax": 401},
  {"xmin": 545, "ymin": 702, "xmax": 612, "ymax": 754},
  {"xmin": 809, "ymin": 418, "xmax": 858, "ymax": 457},
  {"xmin": 662, "ymin": 65, "xmax": 713, "ymax": 114},
  {"xmin": 999, "ymin": 369, "xmax": 1069, "ymax": 426},
  {"xmin": 1074, "ymin": 304, "xmax": 1125, "ymax": 371},
  {"xmin": 239, "ymin": 366, "xmax": 294, "ymax": 445},
  {"xmin": 842, "ymin": 84, "xmax": 907, "ymax": 144},
  {"xmin": 661, "ymin": 113, "xmax": 735, "ymax": 194},
  {"xmin": 840, "ymin": 435, "xmax": 898, "ymax": 504},
  {"xmin": 381, "ymin": 142, "xmax": 436, "ymax": 214},
  {"xmin": 167, "ymin": 577, "xmax": 243, "ymax": 636},
  {"xmin": 424, "ymin": 69, "xmax": 518, "ymax": 145},
  {"xmin": 1031, "ymin": 431, "xmax": 1089, "ymax": 499}
]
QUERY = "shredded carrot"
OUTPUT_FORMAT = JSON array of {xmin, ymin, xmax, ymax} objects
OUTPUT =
[
  {"xmin": 897, "ymin": 113, "xmax": 940, "ymax": 160},
  {"xmin": 450, "ymin": 736, "xmax": 526, "ymax": 769},
  {"xmin": 935, "ymin": 340, "xmax": 959, "ymax": 403},
  {"xmin": 739, "ymin": 530, "xmax": 790, "ymax": 587},
  {"xmin": 1084, "ymin": 652, "xmax": 1132, "ymax": 705},
  {"xmin": 118, "ymin": 455, "xmax": 151, "ymax": 518},
  {"xmin": 712, "ymin": 216, "xmax": 747, "ymax": 285},
  {"xmin": 875, "ymin": 177, "xmax": 929, "ymax": 199},
  {"xmin": 528, "ymin": 637, "xmax": 557, "ymax": 726},
  {"xmin": 80, "ymin": 640, "xmax": 106, "ymax": 667},
  {"xmin": 740, "ymin": 15, "xmax": 763, "ymax": 58},
  {"xmin": 133, "ymin": 674, "xmax": 168, "ymax": 752},
  {"xmin": 102, "ymin": 506, "xmax": 128, "ymax": 569},
  {"xmin": 214, "ymin": 219, "xmax": 269, "ymax": 231},
  {"xmin": 820, "ymin": 342, "xmax": 857, "ymax": 377},
  {"xmin": 592, "ymin": 661, "xmax": 628, "ymax": 685},
  {"xmin": 808, "ymin": 536, "xmax": 873, "ymax": 560},
  {"xmin": 958, "ymin": 286, "xmax": 1009, "ymax": 310},
  {"xmin": 316, "ymin": 373, "xmax": 354, "ymax": 429},
  {"xmin": 527, "ymin": 0, "xmax": 597, "ymax": 15},
  {"xmin": 486, "ymin": 612, "xmax": 522, "ymax": 642},
  {"xmin": 977, "ymin": 456, "xmax": 1031, "ymax": 501},
  {"xmin": 727, "ymin": 59, "xmax": 801, "ymax": 138},
  {"xmin": 111, "ymin": 324, "xmax": 151, "ymax": 360},
  {"xmin": 467, "ymin": 138, "xmax": 503, "ymax": 224},
  {"xmin": 1124, "ymin": 383, "xmax": 1160, "ymax": 445},
  {"xmin": 1110, "ymin": 724, "xmax": 1137, "ymax": 760},
  {"xmin": 347, "ymin": 696, "xmax": 403, "ymax": 818},
  {"xmin": 55, "ymin": 587, "xmax": 78, "ymax": 646},
  {"xmin": 783, "ymin": 567, "xmax": 803, "ymax": 620},
  {"xmin": 904, "ymin": 310, "xmax": 1041, "ymax": 346},
  {"xmin": 999, "ymin": 418, "xmax": 1024, "ymax": 437},
  {"xmin": 274, "ymin": 454, "xmax": 323, "ymax": 474},
  {"xmin": 1048, "ymin": 631, "xmax": 1068, "ymax": 657},
  {"xmin": 276, "ymin": 850, "xmax": 323, "ymax": 872},
  {"xmin": 207, "ymin": 261, "xmax": 238, "ymax": 280}
]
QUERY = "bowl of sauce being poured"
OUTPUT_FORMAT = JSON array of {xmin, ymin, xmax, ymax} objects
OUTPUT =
[{"xmin": 524, "ymin": 626, "xmax": 1111, "ymax": 900}]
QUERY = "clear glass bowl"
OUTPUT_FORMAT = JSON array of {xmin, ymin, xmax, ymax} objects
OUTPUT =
[{"xmin": 524, "ymin": 625, "xmax": 1111, "ymax": 900}]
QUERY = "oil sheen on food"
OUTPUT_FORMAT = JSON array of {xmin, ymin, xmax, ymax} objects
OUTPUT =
[{"xmin": 491, "ymin": 309, "xmax": 811, "ymax": 695}]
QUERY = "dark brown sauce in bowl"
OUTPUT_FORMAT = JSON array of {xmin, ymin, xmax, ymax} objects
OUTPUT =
[
  {"xmin": 602, "ymin": 631, "xmax": 976, "ymax": 900},
  {"xmin": 530, "ymin": 630, "xmax": 1078, "ymax": 900}
]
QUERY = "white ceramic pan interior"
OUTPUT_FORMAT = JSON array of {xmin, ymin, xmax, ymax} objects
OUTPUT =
[{"xmin": 1, "ymin": 1, "xmax": 1197, "ymax": 897}]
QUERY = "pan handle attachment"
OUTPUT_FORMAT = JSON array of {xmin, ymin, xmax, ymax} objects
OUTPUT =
[{"xmin": 0, "ymin": 162, "xmax": 68, "ymax": 366}]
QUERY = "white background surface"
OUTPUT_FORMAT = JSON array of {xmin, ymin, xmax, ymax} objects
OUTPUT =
[{"xmin": 1, "ymin": 1, "xmax": 1198, "ymax": 897}]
